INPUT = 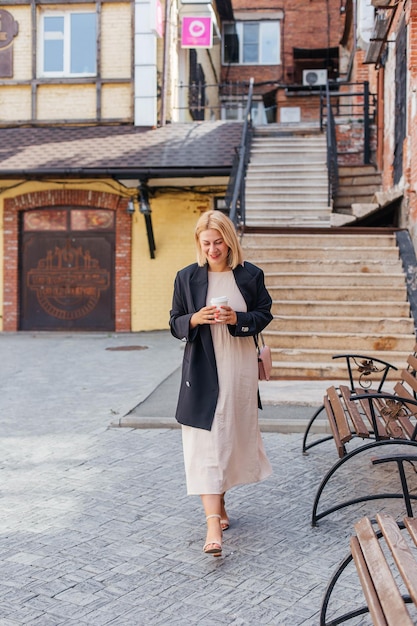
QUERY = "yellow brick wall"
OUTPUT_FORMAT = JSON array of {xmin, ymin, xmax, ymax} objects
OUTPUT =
[
  {"xmin": 131, "ymin": 191, "xmax": 212, "ymax": 331},
  {"xmin": 0, "ymin": 86, "xmax": 31, "ymax": 120},
  {"xmin": 102, "ymin": 84, "xmax": 132, "ymax": 119},
  {"xmin": 0, "ymin": 2, "xmax": 132, "ymax": 123},
  {"xmin": 37, "ymin": 84, "xmax": 97, "ymax": 120},
  {"xmin": 101, "ymin": 3, "xmax": 132, "ymax": 78}
]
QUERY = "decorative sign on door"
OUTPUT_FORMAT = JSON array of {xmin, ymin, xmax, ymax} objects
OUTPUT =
[{"xmin": 21, "ymin": 208, "xmax": 115, "ymax": 331}]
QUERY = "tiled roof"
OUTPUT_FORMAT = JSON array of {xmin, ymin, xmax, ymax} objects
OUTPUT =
[{"xmin": 0, "ymin": 122, "xmax": 243, "ymax": 177}]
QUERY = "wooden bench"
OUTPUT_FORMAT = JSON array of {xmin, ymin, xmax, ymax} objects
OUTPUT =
[
  {"xmin": 320, "ymin": 513, "xmax": 417, "ymax": 625},
  {"xmin": 302, "ymin": 347, "xmax": 417, "ymax": 526}
]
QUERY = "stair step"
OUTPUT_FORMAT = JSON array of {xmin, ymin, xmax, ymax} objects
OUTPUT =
[
  {"xmin": 265, "ymin": 330, "xmax": 414, "ymax": 351},
  {"xmin": 242, "ymin": 233, "xmax": 397, "ymax": 246},
  {"xmin": 245, "ymin": 218, "xmax": 331, "ymax": 228},
  {"xmin": 250, "ymin": 259, "xmax": 403, "ymax": 273},
  {"xmin": 272, "ymin": 300, "xmax": 410, "ymax": 317},
  {"xmin": 265, "ymin": 272, "xmax": 405, "ymax": 287},
  {"xmin": 269, "ymin": 359, "xmax": 408, "ymax": 380},
  {"xmin": 270, "ymin": 315, "xmax": 414, "ymax": 333},
  {"xmin": 245, "ymin": 246, "xmax": 399, "ymax": 260},
  {"xmin": 269, "ymin": 346, "xmax": 413, "ymax": 364},
  {"xmin": 247, "ymin": 164, "xmax": 328, "ymax": 173},
  {"xmin": 268, "ymin": 285, "xmax": 407, "ymax": 301},
  {"xmin": 246, "ymin": 178, "xmax": 327, "ymax": 188}
]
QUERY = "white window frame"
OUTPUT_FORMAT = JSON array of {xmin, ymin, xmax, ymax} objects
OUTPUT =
[
  {"xmin": 222, "ymin": 20, "xmax": 281, "ymax": 66},
  {"xmin": 38, "ymin": 10, "xmax": 97, "ymax": 78}
]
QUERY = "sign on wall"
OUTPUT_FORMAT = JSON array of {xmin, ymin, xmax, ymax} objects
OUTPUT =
[
  {"xmin": 181, "ymin": 16, "xmax": 212, "ymax": 48},
  {"xmin": 0, "ymin": 9, "xmax": 18, "ymax": 78}
]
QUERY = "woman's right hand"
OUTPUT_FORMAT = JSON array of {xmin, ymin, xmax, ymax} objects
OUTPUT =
[{"xmin": 190, "ymin": 305, "xmax": 218, "ymax": 328}]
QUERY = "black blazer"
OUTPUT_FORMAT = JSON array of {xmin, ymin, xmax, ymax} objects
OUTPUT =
[{"xmin": 169, "ymin": 261, "xmax": 273, "ymax": 430}]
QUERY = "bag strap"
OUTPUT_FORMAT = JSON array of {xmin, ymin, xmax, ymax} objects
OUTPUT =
[{"xmin": 254, "ymin": 332, "xmax": 265, "ymax": 352}]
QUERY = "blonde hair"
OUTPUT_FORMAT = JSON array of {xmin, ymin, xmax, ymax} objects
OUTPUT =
[{"xmin": 194, "ymin": 210, "xmax": 243, "ymax": 269}]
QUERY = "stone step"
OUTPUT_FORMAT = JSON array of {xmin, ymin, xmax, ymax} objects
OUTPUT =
[
  {"xmin": 242, "ymin": 233, "xmax": 397, "ymax": 247},
  {"xmin": 338, "ymin": 174, "xmax": 382, "ymax": 186},
  {"xmin": 245, "ymin": 246, "xmax": 400, "ymax": 260},
  {"xmin": 249, "ymin": 154, "xmax": 326, "ymax": 164},
  {"xmin": 265, "ymin": 330, "xmax": 414, "ymax": 351},
  {"xmin": 268, "ymin": 346, "xmax": 413, "ymax": 365},
  {"xmin": 336, "ymin": 185, "xmax": 380, "ymax": 197},
  {"xmin": 268, "ymin": 357, "xmax": 409, "ymax": 380},
  {"xmin": 271, "ymin": 300, "xmax": 410, "ymax": 317},
  {"xmin": 247, "ymin": 164, "xmax": 327, "ymax": 174},
  {"xmin": 245, "ymin": 198, "xmax": 329, "ymax": 208},
  {"xmin": 268, "ymin": 285, "xmax": 407, "ymax": 301},
  {"xmin": 269, "ymin": 315, "xmax": 414, "ymax": 334},
  {"xmin": 338, "ymin": 165, "xmax": 381, "ymax": 176},
  {"xmin": 266, "ymin": 272, "xmax": 405, "ymax": 287},
  {"xmin": 245, "ymin": 216, "xmax": 332, "ymax": 228},
  {"xmin": 253, "ymin": 259, "xmax": 403, "ymax": 274},
  {"xmin": 246, "ymin": 178, "xmax": 328, "ymax": 189}
]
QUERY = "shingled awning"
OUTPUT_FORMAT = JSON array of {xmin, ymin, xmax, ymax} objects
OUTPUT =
[{"xmin": 0, "ymin": 121, "xmax": 243, "ymax": 181}]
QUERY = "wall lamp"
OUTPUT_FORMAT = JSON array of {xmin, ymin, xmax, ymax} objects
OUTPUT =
[{"xmin": 127, "ymin": 197, "xmax": 136, "ymax": 215}]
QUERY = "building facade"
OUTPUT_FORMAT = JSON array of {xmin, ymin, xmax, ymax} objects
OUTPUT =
[{"xmin": 0, "ymin": 0, "xmax": 238, "ymax": 333}]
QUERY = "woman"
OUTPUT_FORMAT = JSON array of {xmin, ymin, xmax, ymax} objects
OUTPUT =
[{"xmin": 169, "ymin": 211, "xmax": 273, "ymax": 556}]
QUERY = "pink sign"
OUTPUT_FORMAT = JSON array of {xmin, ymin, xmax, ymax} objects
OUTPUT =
[
  {"xmin": 155, "ymin": 0, "xmax": 163, "ymax": 38},
  {"xmin": 181, "ymin": 16, "xmax": 212, "ymax": 48}
]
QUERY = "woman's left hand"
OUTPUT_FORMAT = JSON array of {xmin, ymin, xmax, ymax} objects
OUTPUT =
[{"xmin": 215, "ymin": 305, "xmax": 237, "ymax": 325}]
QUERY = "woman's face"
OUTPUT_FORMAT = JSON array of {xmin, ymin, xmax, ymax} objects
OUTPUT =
[{"xmin": 199, "ymin": 228, "xmax": 230, "ymax": 271}]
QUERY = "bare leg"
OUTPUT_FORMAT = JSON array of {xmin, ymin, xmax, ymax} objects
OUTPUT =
[
  {"xmin": 201, "ymin": 494, "xmax": 222, "ymax": 555},
  {"xmin": 220, "ymin": 492, "xmax": 230, "ymax": 531}
]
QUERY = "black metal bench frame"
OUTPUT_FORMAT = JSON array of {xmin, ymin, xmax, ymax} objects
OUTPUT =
[
  {"xmin": 320, "ymin": 514, "xmax": 417, "ymax": 626},
  {"xmin": 301, "ymin": 349, "xmax": 417, "ymax": 526}
]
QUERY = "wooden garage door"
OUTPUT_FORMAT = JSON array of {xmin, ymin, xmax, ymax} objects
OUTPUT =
[{"xmin": 20, "ymin": 207, "xmax": 115, "ymax": 331}]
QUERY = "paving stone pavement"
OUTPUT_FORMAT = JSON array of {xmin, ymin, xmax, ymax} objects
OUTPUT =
[{"xmin": 0, "ymin": 331, "xmax": 416, "ymax": 625}]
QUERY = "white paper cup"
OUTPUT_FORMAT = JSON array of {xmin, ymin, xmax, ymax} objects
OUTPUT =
[{"xmin": 210, "ymin": 296, "xmax": 228, "ymax": 321}]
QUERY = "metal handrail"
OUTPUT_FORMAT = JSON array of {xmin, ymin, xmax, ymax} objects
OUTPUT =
[
  {"xmin": 320, "ymin": 80, "xmax": 376, "ymax": 205},
  {"xmin": 225, "ymin": 77, "xmax": 254, "ymax": 230},
  {"xmin": 324, "ymin": 84, "xmax": 339, "ymax": 207}
]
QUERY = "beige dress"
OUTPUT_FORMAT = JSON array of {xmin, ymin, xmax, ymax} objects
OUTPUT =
[{"xmin": 181, "ymin": 270, "xmax": 272, "ymax": 495}]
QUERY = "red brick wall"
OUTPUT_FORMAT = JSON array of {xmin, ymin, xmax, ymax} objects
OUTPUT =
[
  {"xmin": 3, "ymin": 188, "xmax": 131, "ymax": 332},
  {"xmin": 223, "ymin": 0, "xmax": 344, "ymax": 120}
]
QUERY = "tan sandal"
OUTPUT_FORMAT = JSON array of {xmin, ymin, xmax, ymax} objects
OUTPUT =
[
  {"xmin": 221, "ymin": 494, "xmax": 230, "ymax": 531},
  {"xmin": 203, "ymin": 514, "xmax": 222, "ymax": 556}
]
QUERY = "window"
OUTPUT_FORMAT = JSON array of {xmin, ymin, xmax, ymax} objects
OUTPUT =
[
  {"xmin": 39, "ymin": 11, "xmax": 97, "ymax": 77},
  {"xmin": 223, "ymin": 21, "xmax": 280, "ymax": 65}
]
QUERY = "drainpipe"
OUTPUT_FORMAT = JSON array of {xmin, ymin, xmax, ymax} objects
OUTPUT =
[{"xmin": 160, "ymin": 0, "xmax": 171, "ymax": 126}]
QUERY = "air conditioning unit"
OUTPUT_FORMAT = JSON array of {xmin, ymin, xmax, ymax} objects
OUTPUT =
[{"xmin": 302, "ymin": 69, "xmax": 328, "ymax": 87}]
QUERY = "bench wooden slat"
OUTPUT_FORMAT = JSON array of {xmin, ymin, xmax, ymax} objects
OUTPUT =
[
  {"xmin": 354, "ymin": 516, "xmax": 414, "ymax": 626},
  {"xmin": 323, "ymin": 394, "xmax": 345, "ymax": 458},
  {"xmin": 327, "ymin": 386, "xmax": 352, "ymax": 444},
  {"xmin": 392, "ymin": 382, "xmax": 417, "ymax": 439},
  {"xmin": 356, "ymin": 389, "xmax": 390, "ymax": 439},
  {"xmin": 405, "ymin": 517, "xmax": 417, "ymax": 548},
  {"xmin": 350, "ymin": 536, "xmax": 388, "ymax": 626},
  {"xmin": 406, "ymin": 353, "xmax": 417, "ymax": 374},
  {"xmin": 339, "ymin": 384, "xmax": 370, "ymax": 438},
  {"xmin": 401, "ymin": 368, "xmax": 417, "ymax": 396},
  {"xmin": 377, "ymin": 513, "xmax": 417, "ymax": 607}
]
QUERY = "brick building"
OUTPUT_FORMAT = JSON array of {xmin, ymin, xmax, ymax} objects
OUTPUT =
[
  {"xmin": 341, "ymin": 0, "xmax": 417, "ymax": 247},
  {"xmin": 219, "ymin": 0, "xmax": 344, "ymax": 124},
  {"xmin": 0, "ymin": 0, "xmax": 239, "ymax": 333}
]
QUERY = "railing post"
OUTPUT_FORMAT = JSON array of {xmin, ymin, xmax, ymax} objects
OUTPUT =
[{"xmin": 363, "ymin": 81, "xmax": 370, "ymax": 164}]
